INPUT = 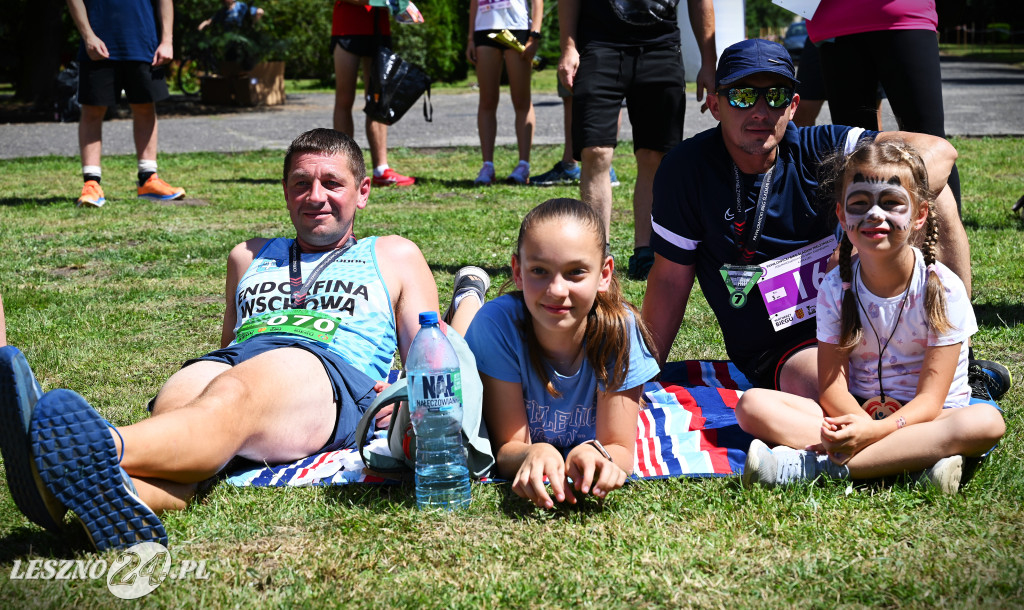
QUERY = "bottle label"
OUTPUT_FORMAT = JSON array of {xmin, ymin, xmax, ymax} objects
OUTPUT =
[{"xmin": 415, "ymin": 370, "xmax": 462, "ymax": 412}]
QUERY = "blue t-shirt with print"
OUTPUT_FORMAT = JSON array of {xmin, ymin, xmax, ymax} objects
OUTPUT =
[
  {"xmin": 464, "ymin": 294, "xmax": 659, "ymax": 456},
  {"xmin": 650, "ymin": 122, "xmax": 876, "ymax": 373}
]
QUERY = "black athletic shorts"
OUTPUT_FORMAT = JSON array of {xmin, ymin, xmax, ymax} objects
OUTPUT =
[
  {"xmin": 330, "ymin": 34, "xmax": 393, "ymax": 58},
  {"xmin": 183, "ymin": 335, "xmax": 380, "ymax": 452},
  {"xmin": 473, "ymin": 29, "xmax": 529, "ymax": 50},
  {"xmin": 737, "ymin": 337, "xmax": 817, "ymax": 391},
  {"xmin": 571, "ymin": 43, "xmax": 685, "ymax": 159},
  {"xmin": 78, "ymin": 59, "xmax": 169, "ymax": 106}
]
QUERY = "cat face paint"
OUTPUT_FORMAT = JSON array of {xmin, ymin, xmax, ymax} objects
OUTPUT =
[{"xmin": 843, "ymin": 173, "xmax": 914, "ymax": 233}]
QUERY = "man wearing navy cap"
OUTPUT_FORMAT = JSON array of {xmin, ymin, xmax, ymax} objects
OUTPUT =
[{"xmin": 641, "ymin": 39, "xmax": 977, "ymax": 400}]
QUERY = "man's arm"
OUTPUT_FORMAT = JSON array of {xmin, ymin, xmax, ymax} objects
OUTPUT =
[
  {"xmin": 220, "ymin": 239, "xmax": 265, "ymax": 348},
  {"xmin": 686, "ymin": 0, "xmax": 716, "ymax": 112},
  {"xmin": 641, "ymin": 255, "xmax": 697, "ymax": 367},
  {"xmin": 154, "ymin": 0, "xmax": 174, "ymax": 66},
  {"xmin": 874, "ymin": 131, "xmax": 957, "ymax": 200},
  {"xmin": 557, "ymin": 0, "xmax": 580, "ymax": 90},
  {"xmin": 375, "ymin": 236, "xmax": 440, "ymax": 365},
  {"xmin": 66, "ymin": 0, "xmax": 109, "ymax": 61},
  {"xmin": 0, "ymin": 294, "xmax": 6, "ymax": 347}
]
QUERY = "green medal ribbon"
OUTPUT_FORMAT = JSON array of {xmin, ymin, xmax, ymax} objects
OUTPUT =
[{"xmin": 236, "ymin": 309, "xmax": 341, "ymax": 344}]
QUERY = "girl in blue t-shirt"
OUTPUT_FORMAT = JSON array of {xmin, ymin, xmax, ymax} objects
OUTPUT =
[
  {"xmin": 738, "ymin": 139, "xmax": 1005, "ymax": 492},
  {"xmin": 464, "ymin": 198, "xmax": 659, "ymax": 509}
]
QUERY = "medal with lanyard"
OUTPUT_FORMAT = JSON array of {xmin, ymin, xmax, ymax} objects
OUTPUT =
[
  {"xmin": 236, "ymin": 236, "xmax": 357, "ymax": 344},
  {"xmin": 720, "ymin": 162, "xmax": 776, "ymax": 308}
]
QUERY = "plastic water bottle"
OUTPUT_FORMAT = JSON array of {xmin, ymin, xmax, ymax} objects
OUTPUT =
[{"xmin": 406, "ymin": 311, "xmax": 471, "ymax": 510}]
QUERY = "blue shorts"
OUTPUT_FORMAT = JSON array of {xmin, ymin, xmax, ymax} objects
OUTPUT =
[{"xmin": 184, "ymin": 335, "xmax": 380, "ymax": 452}]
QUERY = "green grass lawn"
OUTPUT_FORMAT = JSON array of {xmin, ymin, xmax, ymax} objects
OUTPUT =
[{"xmin": 0, "ymin": 138, "xmax": 1022, "ymax": 608}]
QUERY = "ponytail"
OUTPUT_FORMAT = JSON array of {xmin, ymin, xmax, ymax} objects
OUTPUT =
[
  {"xmin": 837, "ymin": 232, "xmax": 863, "ymax": 353},
  {"xmin": 921, "ymin": 203, "xmax": 953, "ymax": 335}
]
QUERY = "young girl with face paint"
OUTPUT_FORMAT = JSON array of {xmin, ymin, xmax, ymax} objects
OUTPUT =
[
  {"xmin": 737, "ymin": 139, "xmax": 1005, "ymax": 493},
  {"xmin": 463, "ymin": 198, "xmax": 659, "ymax": 509}
]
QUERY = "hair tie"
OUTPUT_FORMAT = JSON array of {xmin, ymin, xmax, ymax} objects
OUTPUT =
[
  {"xmin": 926, "ymin": 263, "xmax": 937, "ymax": 277},
  {"xmin": 841, "ymin": 282, "xmax": 851, "ymax": 291}
]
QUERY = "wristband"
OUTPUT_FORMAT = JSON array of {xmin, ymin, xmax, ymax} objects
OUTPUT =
[
  {"xmin": 528, "ymin": 31, "xmax": 541, "ymax": 40},
  {"xmin": 896, "ymin": 416, "xmax": 906, "ymax": 429},
  {"xmin": 584, "ymin": 439, "xmax": 612, "ymax": 461}
]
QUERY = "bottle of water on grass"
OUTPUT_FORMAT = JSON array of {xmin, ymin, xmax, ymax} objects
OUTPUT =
[{"xmin": 406, "ymin": 312, "xmax": 471, "ymax": 510}]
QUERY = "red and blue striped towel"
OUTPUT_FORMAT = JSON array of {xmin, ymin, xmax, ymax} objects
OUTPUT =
[{"xmin": 226, "ymin": 360, "xmax": 754, "ymax": 487}]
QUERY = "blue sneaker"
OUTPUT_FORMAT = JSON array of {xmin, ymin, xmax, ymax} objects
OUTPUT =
[
  {"xmin": 609, "ymin": 166, "xmax": 620, "ymax": 188},
  {"xmin": 530, "ymin": 161, "xmax": 580, "ymax": 186},
  {"xmin": 31, "ymin": 389, "xmax": 166, "ymax": 551},
  {"xmin": 0, "ymin": 347, "xmax": 67, "ymax": 532}
]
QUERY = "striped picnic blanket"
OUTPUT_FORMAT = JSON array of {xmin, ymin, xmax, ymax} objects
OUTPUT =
[{"xmin": 225, "ymin": 360, "xmax": 754, "ymax": 487}]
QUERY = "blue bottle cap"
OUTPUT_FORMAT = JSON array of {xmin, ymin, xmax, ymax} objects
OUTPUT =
[{"xmin": 418, "ymin": 311, "xmax": 439, "ymax": 325}]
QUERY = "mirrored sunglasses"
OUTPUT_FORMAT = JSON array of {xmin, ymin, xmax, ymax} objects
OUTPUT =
[{"xmin": 722, "ymin": 86, "xmax": 794, "ymax": 109}]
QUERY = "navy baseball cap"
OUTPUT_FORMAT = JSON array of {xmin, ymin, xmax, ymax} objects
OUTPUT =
[{"xmin": 715, "ymin": 38, "xmax": 799, "ymax": 89}]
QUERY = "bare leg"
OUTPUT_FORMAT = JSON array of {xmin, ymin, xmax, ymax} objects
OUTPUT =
[
  {"xmin": 561, "ymin": 97, "xmax": 574, "ymax": 163},
  {"xmin": 580, "ymin": 146, "xmax": 614, "ymax": 238},
  {"xmin": 113, "ymin": 349, "xmax": 338, "ymax": 512},
  {"xmin": 78, "ymin": 104, "xmax": 107, "ymax": 167},
  {"xmin": 362, "ymin": 57, "xmax": 388, "ymax": 169},
  {"xmin": 633, "ymin": 148, "xmax": 664, "ymax": 249},
  {"xmin": 844, "ymin": 404, "xmax": 1005, "ymax": 478},
  {"xmin": 151, "ymin": 359, "xmax": 231, "ymax": 414},
  {"xmin": 778, "ymin": 346, "xmax": 820, "ymax": 401},
  {"xmin": 504, "ymin": 48, "xmax": 535, "ymax": 163},
  {"xmin": 130, "ymin": 102, "xmax": 158, "ymax": 163},
  {"xmin": 930, "ymin": 185, "xmax": 972, "ymax": 297},
  {"xmin": 735, "ymin": 388, "xmax": 824, "ymax": 449},
  {"xmin": 449, "ymin": 296, "xmax": 482, "ymax": 337},
  {"xmin": 332, "ymin": 44, "xmax": 360, "ymax": 136},
  {"xmin": 474, "ymin": 46, "xmax": 504, "ymax": 165}
]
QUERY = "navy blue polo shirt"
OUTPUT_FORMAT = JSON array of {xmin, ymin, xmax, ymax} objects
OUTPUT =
[{"xmin": 650, "ymin": 122, "xmax": 875, "ymax": 371}]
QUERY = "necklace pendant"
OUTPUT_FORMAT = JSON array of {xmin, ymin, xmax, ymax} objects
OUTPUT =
[{"xmin": 862, "ymin": 395, "xmax": 902, "ymax": 420}]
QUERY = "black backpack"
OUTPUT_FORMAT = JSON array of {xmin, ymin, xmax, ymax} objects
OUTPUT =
[
  {"xmin": 54, "ymin": 62, "xmax": 81, "ymax": 123},
  {"xmin": 364, "ymin": 47, "xmax": 433, "ymax": 126}
]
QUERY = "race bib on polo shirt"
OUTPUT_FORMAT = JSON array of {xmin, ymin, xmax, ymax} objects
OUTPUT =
[{"xmin": 756, "ymin": 235, "xmax": 837, "ymax": 332}]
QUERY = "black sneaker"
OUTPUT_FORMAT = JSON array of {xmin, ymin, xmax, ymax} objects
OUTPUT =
[
  {"xmin": 442, "ymin": 266, "xmax": 490, "ymax": 324},
  {"xmin": 627, "ymin": 246, "xmax": 655, "ymax": 281},
  {"xmin": 968, "ymin": 359, "xmax": 1012, "ymax": 401}
]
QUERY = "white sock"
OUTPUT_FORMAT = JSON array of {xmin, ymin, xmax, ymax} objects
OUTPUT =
[
  {"xmin": 138, "ymin": 160, "xmax": 158, "ymax": 174},
  {"xmin": 82, "ymin": 165, "xmax": 101, "ymax": 181},
  {"xmin": 452, "ymin": 290, "xmax": 482, "ymax": 312},
  {"xmin": 374, "ymin": 164, "xmax": 389, "ymax": 177}
]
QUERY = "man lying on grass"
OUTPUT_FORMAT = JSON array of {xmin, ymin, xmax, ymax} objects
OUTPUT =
[{"xmin": 0, "ymin": 128, "xmax": 443, "ymax": 551}]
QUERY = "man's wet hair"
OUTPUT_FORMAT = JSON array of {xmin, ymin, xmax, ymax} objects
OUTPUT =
[{"xmin": 283, "ymin": 128, "xmax": 366, "ymax": 183}]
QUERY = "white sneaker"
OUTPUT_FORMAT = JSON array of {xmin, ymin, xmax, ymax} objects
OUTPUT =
[
  {"xmin": 743, "ymin": 439, "xmax": 849, "ymax": 487},
  {"xmin": 920, "ymin": 455, "xmax": 964, "ymax": 494}
]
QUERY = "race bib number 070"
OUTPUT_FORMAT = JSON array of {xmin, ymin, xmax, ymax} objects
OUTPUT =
[{"xmin": 235, "ymin": 309, "xmax": 340, "ymax": 344}]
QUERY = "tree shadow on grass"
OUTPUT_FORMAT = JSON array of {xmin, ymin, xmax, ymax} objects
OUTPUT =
[
  {"xmin": 975, "ymin": 302, "xmax": 1024, "ymax": 328},
  {"xmin": 321, "ymin": 481, "xmax": 416, "ymax": 509},
  {"xmin": 210, "ymin": 177, "xmax": 279, "ymax": 185},
  {"xmin": 0, "ymin": 197, "xmax": 67, "ymax": 207},
  {"xmin": 0, "ymin": 524, "xmax": 94, "ymax": 561},
  {"xmin": 496, "ymin": 481, "xmax": 616, "ymax": 521}
]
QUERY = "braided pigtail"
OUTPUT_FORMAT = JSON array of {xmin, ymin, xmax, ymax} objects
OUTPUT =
[
  {"xmin": 837, "ymin": 232, "xmax": 863, "ymax": 352},
  {"xmin": 921, "ymin": 203, "xmax": 953, "ymax": 335}
]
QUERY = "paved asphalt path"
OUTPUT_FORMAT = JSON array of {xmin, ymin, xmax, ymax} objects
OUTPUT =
[{"xmin": 1, "ymin": 56, "xmax": 1021, "ymax": 160}]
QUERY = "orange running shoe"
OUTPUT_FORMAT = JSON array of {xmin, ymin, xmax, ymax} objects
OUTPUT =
[
  {"xmin": 137, "ymin": 174, "xmax": 185, "ymax": 201},
  {"xmin": 371, "ymin": 168, "xmax": 415, "ymax": 187},
  {"xmin": 76, "ymin": 180, "xmax": 106, "ymax": 208}
]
